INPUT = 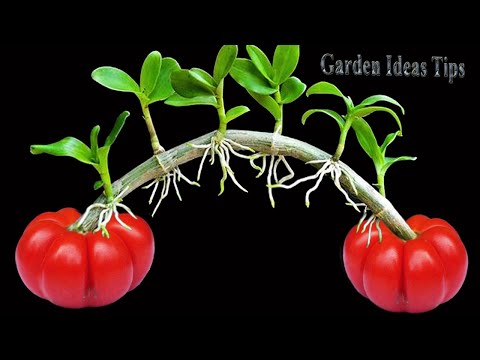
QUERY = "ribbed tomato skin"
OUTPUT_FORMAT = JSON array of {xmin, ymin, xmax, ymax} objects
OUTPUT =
[
  {"xmin": 343, "ymin": 215, "xmax": 468, "ymax": 313},
  {"xmin": 15, "ymin": 208, "xmax": 155, "ymax": 309}
]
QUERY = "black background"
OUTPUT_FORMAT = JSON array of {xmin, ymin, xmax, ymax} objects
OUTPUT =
[{"xmin": 2, "ymin": 44, "xmax": 477, "ymax": 317}]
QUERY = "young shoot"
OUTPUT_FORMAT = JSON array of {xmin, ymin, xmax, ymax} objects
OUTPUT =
[
  {"xmin": 30, "ymin": 111, "xmax": 136, "ymax": 236},
  {"xmin": 277, "ymin": 81, "xmax": 405, "ymax": 212},
  {"xmin": 92, "ymin": 50, "xmax": 180, "ymax": 155},
  {"xmin": 165, "ymin": 45, "xmax": 254, "ymax": 195},
  {"xmin": 230, "ymin": 45, "xmax": 306, "ymax": 207},
  {"xmin": 92, "ymin": 50, "xmax": 201, "ymax": 213},
  {"xmin": 351, "ymin": 121, "xmax": 416, "ymax": 245}
]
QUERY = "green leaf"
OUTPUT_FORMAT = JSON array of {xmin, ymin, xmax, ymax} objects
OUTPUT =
[
  {"xmin": 190, "ymin": 68, "xmax": 217, "ymax": 89},
  {"xmin": 97, "ymin": 146, "xmax": 110, "ymax": 172},
  {"xmin": 165, "ymin": 93, "xmax": 218, "ymax": 107},
  {"xmin": 272, "ymin": 45, "xmax": 300, "ymax": 85},
  {"xmin": 91, "ymin": 66, "xmax": 140, "ymax": 94},
  {"xmin": 31, "ymin": 137, "xmax": 95, "ymax": 165},
  {"xmin": 213, "ymin": 45, "xmax": 238, "ymax": 83},
  {"xmin": 171, "ymin": 69, "xmax": 216, "ymax": 98},
  {"xmin": 381, "ymin": 156, "xmax": 417, "ymax": 176},
  {"xmin": 247, "ymin": 91, "xmax": 281, "ymax": 120},
  {"xmin": 105, "ymin": 111, "xmax": 130, "ymax": 147},
  {"xmin": 94, "ymin": 180, "xmax": 104, "ymax": 191},
  {"xmin": 280, "ymin": 76, "xmax": 306, "ymax": 104},
  {"xmin": 380, "ymin": 131, "xmax": 402, "ymax": 156},
  {"xmin": 230, "ymin": 59, "xmax": 277, "ymax": 95},
  {"xmin": 306, "ymin": 81, "xmax": 345, "ymax": 98},
  {"xmin": 140, "ymin": 51, "xmax": 162, "ymax": 97},
  {"xmin": 351, "ymin": 106, "xmax": 403, "ymax": 132},
  {"xmin": 345, "ymin": 96, "xmax": 355, "ymax": 110},
  {"xmin": 149, "ymin": 57, "xmax": 181, "ymax": 104},
  {"xmin": 301, "ymin": 109, "xmax": 345, "ymax": 130},
  {"xmin": 355, "ymin": 95, "xmax": 405, "ymax": 115},
  {"xmin": 225, "ymin": 105, "xmax": 250, "ymax": 123},
  {"xmin": 351, "ymin": 117, "xmax": 383, "ymax": 165},
  {"xmin": 246, "ymin": 45, "xmax": 273, "ymax": 81},
  {"xmin": 90, "ymin": 125, "xmax": 100, "ymax": 161}
]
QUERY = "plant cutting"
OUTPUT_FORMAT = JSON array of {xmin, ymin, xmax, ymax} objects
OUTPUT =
[
  {"xmin": 291, "ymin": 81, "xmax": 468, "ymax": 313},
  {"xmin": 91, "ymin": 51, "xmax": 200, "ymax": 216},
  {"xmin": 16, "ymin": 112, "xmax": 155, "ymax": 308},
  {"xmin": 15, "ymin": 45, "xmax": 468, "ymax": 313},
  {"xmin": 230, "ymin": 45, "xmax": 306, "ymax": 207},
  {"xmin": 165, "ymin": 45, "xmax": 254, "ymax": 196}
]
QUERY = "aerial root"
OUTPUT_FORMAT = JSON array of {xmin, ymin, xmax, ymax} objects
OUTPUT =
[
  {"xmin": 76, "ymin": 186, "xmax": 136, "ymax": 237},
  {"xmin": 271, "ymin": 158, "xmax": 361, "ymax": 210},
  {"xmin": 191, "ymin": 136, "xmax": 254, "ymax": 196},
  {"xmin": 143, "ymin": 166, "xmax": 200, "ymax": 217},
  {"xmin": 249, "ymin": 153, "xmax": 294, "ymax": 208},
  {"xmin": 355, "ymin": 204, "xmax": 382, "ymax": 247}
]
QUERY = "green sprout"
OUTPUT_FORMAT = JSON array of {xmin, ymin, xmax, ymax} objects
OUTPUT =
[
  {"xmin": 92, "ymin": 51, "xmax": 179, "ymax": 155},
  {"xmin": 230, "ymin": 45, "xmax": 306, "ymax": 208},
  {"xmin": 91, "ymin": 51, "xmax": 200, "ymax": 217},
  {"xmin": 165, "ymin": 45, "xmax": 253, "ymax": 196},
  {"xmin": 352, "ymin": 125, "xmax": 416, "ymax": 244},
  {"xmin": 273, "ymin": 81, "xmax": 408, "ymax": 215},
  {"xmin": 30, "ymin": 111, "xmax": 136, "ymax": 236}
]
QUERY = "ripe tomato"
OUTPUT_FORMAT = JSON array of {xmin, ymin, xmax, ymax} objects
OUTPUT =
[
  {"xmin": 343, "ymin": 214, "xmax": 468, "ymax": 313},
  {"xmin": 15, "ymin": 207, "xmax": 155, "ymax": 309}
]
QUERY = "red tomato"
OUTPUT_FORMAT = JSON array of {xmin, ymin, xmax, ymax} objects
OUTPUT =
[
  {"xmin": 343, "ymin": 214, "xmax": 468, "ymax": 313},
  {"xmin": 15, "ymin": 207, "xmax": 155, "ymax": 309}
]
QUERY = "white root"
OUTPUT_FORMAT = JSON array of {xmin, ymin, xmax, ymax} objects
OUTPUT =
[
  {"xmin": 144, "ymin": 136, "xmax": 254, "ymax": 215},
  {"xmin": 143, "ymin": 166, "xmax": 200, "ymax": 217},
  {"xmin": 250, "ymin": 153, "xmax": 267, "ymax": 177},
  {"xmin": 76, "ymin": 186, "xmax": 136, "ymax": 237},
  {"xmin": 249, "ymin": 153, "xmax": 295, "ymax": 208},
  {"xmin": 245, "ymin": 125, "xmax": 297, "ymax": 208},
  {"xmin": 354, "ymin": 204, "xmax": 382, "ymax": 247},
  {"xmin": 273, "ymin": 159, "xmax": 362, "ymax": 211},
  {"xmin": 191, "ymin": 136, "xmax": 254, "ymax": 196}
]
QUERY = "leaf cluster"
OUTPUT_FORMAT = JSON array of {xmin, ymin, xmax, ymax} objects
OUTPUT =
[{"xmin": 302, "ymin": 81, "xmax": 415, "ymax": 177}]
